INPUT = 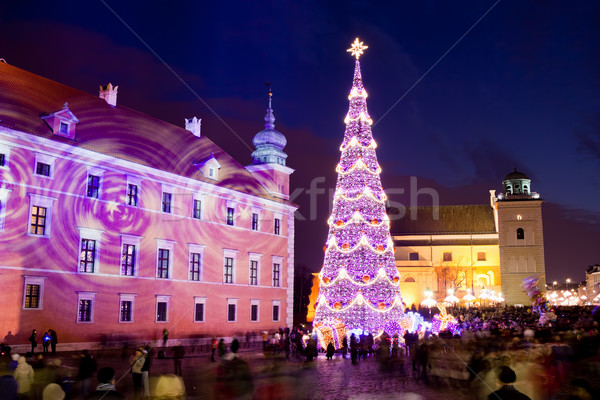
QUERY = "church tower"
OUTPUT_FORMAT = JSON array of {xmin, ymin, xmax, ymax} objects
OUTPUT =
[
  {"xmin": 245, "ymin": 90, "xmax": 294, "ymax": 200},
  {"xmin": 491, "ymin": 169, "xmax": 546, "ymax": 305}
]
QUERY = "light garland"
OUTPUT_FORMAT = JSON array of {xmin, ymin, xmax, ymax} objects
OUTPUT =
[
  {"xmin": 344, "ymin": 111, "xmax": 373, "ymax": 126},
  {"xmin": 335, "ymin": 158, "xmax": 381, "ymax": 175},
  {"xmin": 327, "ymin": 211, "xmax": 389, "ymax": 228},
  {"xmin": 316, "ymin": 292, "xmax": 404, "ymax": 313},
  {"xmin": 319, "ymin": 267, "xmax": 400, "ymax": 288},
  {"xmin": 325, "ymin": 235, "xmax": 394, "ymax": 254},
  {"xmin": 335, "ymin": 187, "xmax": 387, "ymax": 203},
  {"xmin": 348, "ymin": 86, "xmax": 368, "ymax": 100}
]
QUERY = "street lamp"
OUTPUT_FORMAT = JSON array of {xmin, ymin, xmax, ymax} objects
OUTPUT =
[{"xmin": 566, "ymin": 278, "xmax": 571, "ymax": 290}]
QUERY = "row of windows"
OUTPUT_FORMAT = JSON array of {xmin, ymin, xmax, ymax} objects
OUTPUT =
[
  {"xmin": 407, "ymin": 251, "xmax": 488, "ymax": 262},
  {"xmin": 23, "ymin": 282, "xmax": 282, "ymax": 324}
]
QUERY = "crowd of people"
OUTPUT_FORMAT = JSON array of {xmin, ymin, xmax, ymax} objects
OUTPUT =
[{"xmin": 0, "ymin": 306, "xmax": 599, "ymax": 399}]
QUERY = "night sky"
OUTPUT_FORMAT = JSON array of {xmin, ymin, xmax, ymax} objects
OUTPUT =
[{"xmin": 1, "ymin": 1, "xmax": 599, "ymax": 283}]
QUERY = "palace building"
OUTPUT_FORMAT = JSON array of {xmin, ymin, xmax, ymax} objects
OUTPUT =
[{"xmin": 0, "ymin": 61, "xmax": 296, "ymax": 349}]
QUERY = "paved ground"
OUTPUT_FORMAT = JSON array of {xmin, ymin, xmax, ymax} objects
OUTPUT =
[{"xmin": 43, "ymin": 345, "xmax": 474, "ymax": 400}]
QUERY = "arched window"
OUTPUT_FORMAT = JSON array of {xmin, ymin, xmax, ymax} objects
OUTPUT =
[
  {"xmin": 404, "ymin": 276, "xmax": 415, "ymax": 282},
  {"xmin": 516, "ymin": 228, "xmax": 524, "ymax": 240},
  {"xmin": 523, "ymin": 185, "xmax": 529, "ymax": 194},
  {"xmin": 506, "ymin": 185, "xmax": 512, "ymax": 195}
]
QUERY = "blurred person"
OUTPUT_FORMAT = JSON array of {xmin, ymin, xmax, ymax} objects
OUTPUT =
[
  {"xmin": 217, "ymin": 339, "xmax": 227, "ymax": 359},
  {"xmin": 8, "ymin": 354, "xmax": 19, "ymax": 372},
  {"xmin": 215, "ymin": 339, "xmax": 253, "ymax": 400},
  {"xmin": 77, "ymin": 350, "xmax": 97, "ymax": 397},
  {"xmin": 28, "ymin": 330, "xmax": 37, "ymax": 355},
  {"xmin": 130, "ymin": 348, "xmax": 146, "ymax": 399},
  {"xmin": 326, "ymin": 342, "xmax": 335, "ymax": 360},
  {"xmin": 85, "ymin": 367, "xmax": 125, "ymax": 400},
  {"xmin": 13, "ymin": 356, "xmax": 34, "ymax": 399},
  {"xmin": 488, "ymin": 366, "xmax": 531, "ymax": 400},
  {"xmin": 149, "ymin": 374, "xmax": 185, "ymax": 400},
  {"xmin": 210, "ymin": 337, "xmax": 218, "ymax": 362},
  {"xmin": 172, "ymin": 342, "xmax": 185, "ymax": 376},
  {"xmin": 42, "ymin": 383, "xmax": 65, "ymax": 400},
  {"xmin": 162, "ymin": 329, "xmax": 169, "ymax": 348},
  {"xmin": 0, "ymin": 374, "xmax": 18, "ymax": 400},
  {"xmin": 48, "ymin": 330, "xmax": 58, "ymax": 355},
  {"xmin": 142, "ymin": 345, "xmax": 153, "ymax": 398},
  {"xmin": 42, "ymin": 332, "xmax": 51, "ymax": 354}
]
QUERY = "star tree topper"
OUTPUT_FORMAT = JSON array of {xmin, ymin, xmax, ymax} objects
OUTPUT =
[{"xmin": 347, "ymin": 38, "xmax": 368, "ymax": 59}]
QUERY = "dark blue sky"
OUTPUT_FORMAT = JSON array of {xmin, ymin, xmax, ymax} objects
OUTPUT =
[{"xmin": 1, "ymin": 1, "xmax": 599, "ymax": 282}]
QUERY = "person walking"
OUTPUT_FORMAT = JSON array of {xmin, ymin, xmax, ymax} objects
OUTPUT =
[
  {"xmin": 49, "ymin": 329, "xmax": 58, "ymax": 354},
  {"xmin": 210, "ymin": 337, "xmax": 218, "ymax": 362},
  {"xmin": 29, "ymin": 329, "xmax": 38, "ymax": 355},
  {"xmin": 488, "ymin": 366, "xmax": 531, "ymax": 400},
  {"xmin": 13, "ymin": 355, "xmax": 34, "ymax": 399},
  {"xmin": 42, "ymin": 332, "xmax": 51, "ymax": 354},
  {"xmin": 173, "ymin": 342, "xmax": 185, "ymax": 376},
  {"xmin": 141, "ymin": 345, "xmax": 152, "ymax": 398},
  {"xmin": 162, "ymin": 328, "xmax": 169, "ymax": 348},
  {"xmin": 78, "ymin": 350, "xmax": 98, "ymax": 398}
]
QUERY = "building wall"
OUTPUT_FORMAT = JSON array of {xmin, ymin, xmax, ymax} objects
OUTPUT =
[
  {"xmin": 0, "ymin": 126, "xmax": 295, "ymax": 346},
  {"xmin": 495, "ymin": 200, "xmax": 546, "ymax": 305}
]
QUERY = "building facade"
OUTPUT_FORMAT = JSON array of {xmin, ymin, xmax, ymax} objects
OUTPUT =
[{"xmin": 0, "ymin": 62, "xmax": 296, "ymax": 349}]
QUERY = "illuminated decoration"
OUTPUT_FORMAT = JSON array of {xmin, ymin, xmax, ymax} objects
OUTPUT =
[
  {"xmin": 521, "ymin": 275, "xmax": 547, "ymax": 315},
  {"xmin": 420, "ymin": 290, "xmax": 437, "ymax": 308},
  {"xmin": 314, "ymin": 319, "xmax": 347, "ymax": 349},
  {"xmin": 462, "ymin": 289, "xmax": 476, "ymax": 303},
  {"xmin": 431, "ymin": 305, "xmax": 458, "ymax": 334},
  {"xmin": 443, "ymin": 288, "xmax": 460, "ymax": 305},
  {"xmin": 313, "ymin": 39, "xmax": 405, "ymax": 334},
  {"xmin": 347, "ymin": 38, "xmax": 368, "ymax": 60}
]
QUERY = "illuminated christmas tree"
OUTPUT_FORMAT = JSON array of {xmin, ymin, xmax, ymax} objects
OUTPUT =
[{"xmin": 314, "ymin": 39, "xmax": 405, "ymax": 334}]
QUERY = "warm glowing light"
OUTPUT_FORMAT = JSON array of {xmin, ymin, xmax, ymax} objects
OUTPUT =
[{"xmin": 347, "ymin": 38, "xmax": 368, "ymax": 59}]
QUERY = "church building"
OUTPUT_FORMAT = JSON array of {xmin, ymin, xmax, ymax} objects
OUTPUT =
[{"xmin": 0, "ymin": 61, "xmax": 296, "ymax": 350}]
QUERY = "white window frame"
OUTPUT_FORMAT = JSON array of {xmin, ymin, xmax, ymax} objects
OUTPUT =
[
  {"xmin": 250, "ymin": 299, "xmax": 260, "ymax": 322},
  {"xmin": 192, "ymin": 193, "xmax": 205, "ymax": 220},
  {"xmin": 126, "ymin": 175, "xmax": 142, "ymax": 207},
  {"xmin": 77, "ymin": 227, "xmax": 104, "ymax": 274},
  {"xmin": 156, "ymin": 239, "xmax": 176, "ymax": 279},
  {"xmin": 188, "ymin": 244, "xmax": 206, "ymax": 281},
  {"xmin": 161, "ymin": 184, "xmax": 174, "ymax": 214},
  {"xmin": 272, "ymin": 300, "xmax": 282, "ymax": 322},
  {"xmin": 86, "ymin": 166, "xmax": 105, "ymax": 199},
  {"xmin": 194, "ymin": 297, "xmax": 207, "ymax": 323},
  {"xmin": 251, "ymin": 207, "xmax": 261, "ymax": 231},
  {"xmin": 225, "ymin": 200, "xmax": 236, "ymax": 226},
  {"xmin": 223, "ymin": 249, "xmax": 239, "ymax": 284},
  {"xmin": 120, "ymin": 234, "xmax": 142, "ymax": 276},
  {"xmin": 27, "ymin": 193, "xmax": 57, "ymax": 237},
  {"xmin": 76, "ymin": 291, "xmax": 97, "ymax": 323},
  {"xmin": 118, "ymin": 293, "xmax": 136, "ymax": 323},
  {"xmin": 22, "ymin": 276, "xmax": 46, "ymax": 310},
  {"xmin": 274, "ymin": 212, "xmax": 283, "ymax": 235},
  {"xmin": 0, "ymin": 144, "xmax": 12, "ymax": 170},
  {"xmin": 0, "ymin": 188, "xmax": 12, "ymax": 231},
  {"xmin": 248, "ymin": 252, "xmax": 262, "ymax": 286},
  {"xmin": 227, "ymin": 298, "xmax": 238, "ymax": 322},
  {"xmin": 155, "ymin": 295, "xmax": 171, "ymax": 323},
  {"xmin": 34, "ymin": 153, "xmax": 56, "ymax": 178},
  {"xmin": 272, "ymin": 256, "xmax": 284, "ymax": 288}
]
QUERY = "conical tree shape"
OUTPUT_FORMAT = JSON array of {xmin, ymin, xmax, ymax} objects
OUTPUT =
[{"xmin": 314, "ymin": 57, "xmax": 404, "ymax": 334}]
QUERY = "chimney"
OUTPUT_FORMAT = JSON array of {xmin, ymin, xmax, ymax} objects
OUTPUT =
[
  {"xmin": 185, "ymin": 116, "xmax": 202, "ymax": 137},
  {"xmin": 99, "ymin": 83, "xmax": 118, "ymax": 106}
]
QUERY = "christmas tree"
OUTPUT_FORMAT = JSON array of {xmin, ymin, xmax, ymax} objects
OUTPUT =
[{"xmin": 314, "ymin": 39, "xmax": 405, "ymax": 334}]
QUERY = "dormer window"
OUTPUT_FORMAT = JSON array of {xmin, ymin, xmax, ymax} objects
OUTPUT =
[
  {"xmin": 208, "ymin": 167, "xmax": 216, "ymax": 178},
  {"xmin": 41, "ymin": 103, "xmax": 79, "ymax": 140},
  {"xmin": 194, "ymin": 152, "xmax": 221, "ymax": 181}
]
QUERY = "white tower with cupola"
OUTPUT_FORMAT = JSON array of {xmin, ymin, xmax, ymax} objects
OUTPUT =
[{"xmin": 490, "ymin": 169, "xmax": 546, "ymax": 305}]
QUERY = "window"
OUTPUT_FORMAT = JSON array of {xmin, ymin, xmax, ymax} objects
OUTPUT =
[
  {"xmin": 23, "ymin": 276, "xmax": 45, "ymax": 309},
  {"xmin": 0, "ymin": 153, "xmax": 5, "ymax": 167},
  {"xmin": 78, "ymin": 228, "xmax": 103, "ymax": 274},
  {"xmin": 27, "ymin": 194, "xmax": 56, "ymax": 237},
  {"xmin": 227, "ymin": 299, "xmax": 238, "ymax": 322},
  {"xmin": 274, "ymin": 218, "xmax": 281, "ymax": 235},
  {"xmin": 409, "ymin": 252, "xmax": 419, "ymax": 261},
  {"xmin": 272, "ymin": 301, "xmax": 281, "ymax": 322},
  {"xmin": 404, "ymin": 276, "xmax": 416, "ymax": 282},
  {"xmin": 226, "ymin": 207, "xmax": 235, "ymax": 226},
  {"xmin": 30, "ymin": 206, "xmax": 47, "ymax": 235},
  {"xmin": 273, "ymin": 263, "xmax": 281, "ymax": 287},
  {"xmin": 250, "ymin": 260, "xmax": 259, "ymax": 285},
  {"xmin": 477, "ymin": 251, "xmax": 487, "ymax": 261},
  {"xmin": 79, "ymin": 239, "xmax": 96, "ymax": 273},
  {"xmin": 156, "ymin": 296, "xmax": 170, "ymax": 322},
  {"xmin": 33, "ymin": 153, "xmax": 55, "ymax": 178},
  {"xmin": 443, "ymin": 252, "xmax": 452, "ymax": 262},
  {"xmin": 193, "ymin": 199, "xmax": 202, "ymax": 219},
  {"xmin": 208, "ymin": 167, "xmax": 216, "ymax": 178},
  {"xmin": 190, "ymin": 253, "xmax": 201, "ymax": 281},
  {"xmin": 121, "ymin": 244, "xmax": 136, "ymax": 276},
  {"xmin": 119, "ymin": 294, "xmax": 135, "ymax": 323},
  {"xmin": 120, "ymin": 234, "xmax": 141, "ymax": 276},
  {"xmin": 224, "ymin": 257, "xmax": 234, "ymax": 283},
  {"xmin": 127, "ymin": 184, "xmax": 138, "ymax": 206},
  {"xmin": 162, "ymin": 192, "xmax": 172, "ymax": 213},
  {"xmin": 250, "ymin": 299, "xmax": 260, "ymax": 322},
  {"xmin": 36, "ymin": 162, "xmax": 51, "ymax": 177},
  {"xmin": 157, "ymin": 249, "xmax": 170, "ymax": 279},
  {"xmin": 86, "ymin": 175, "xmax": 100, "ymax": 198},
  {"xmin": 156, "ymin": 240, "xmax": 175, "ymax": 279},
  {"xmin": 251, "ymin": 213, "xmax": 259, "ymax": 231},
  {"xmin": 77, "ymin": 292, "xmax": 96, "ymax": 323},
  {"xmin": 517, "ymin": 228, "xmax": 525, "ymax": 240},
  {"xmin": 59, "ymin": 122, "xmax": 69, "ymax": 135},
  {"xmin": 194, "ymin": 297, "xmax": 206, "ymax": 322}
]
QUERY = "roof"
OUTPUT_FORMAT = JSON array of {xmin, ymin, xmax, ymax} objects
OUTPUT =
[
  {"xmin": 0, "ymin": 62, "xmax": 292, "ymax": 205},
  {"xmin": 504, "ymin": 169, "xmax": 529, "ymax": 181},
  {"xmin": 389, "ymin": 204, "xmax": 497, "ymax": 235}
]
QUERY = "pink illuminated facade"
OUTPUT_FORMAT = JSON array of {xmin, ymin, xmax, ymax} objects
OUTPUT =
[{"xmin": 0, "ymin": 62, "xmax": 296, "ymax": 349}]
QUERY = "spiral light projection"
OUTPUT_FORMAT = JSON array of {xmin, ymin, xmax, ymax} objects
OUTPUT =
[{"xmin": 314, "ymin": 47, "xmax": 405, "ymax": 334}]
